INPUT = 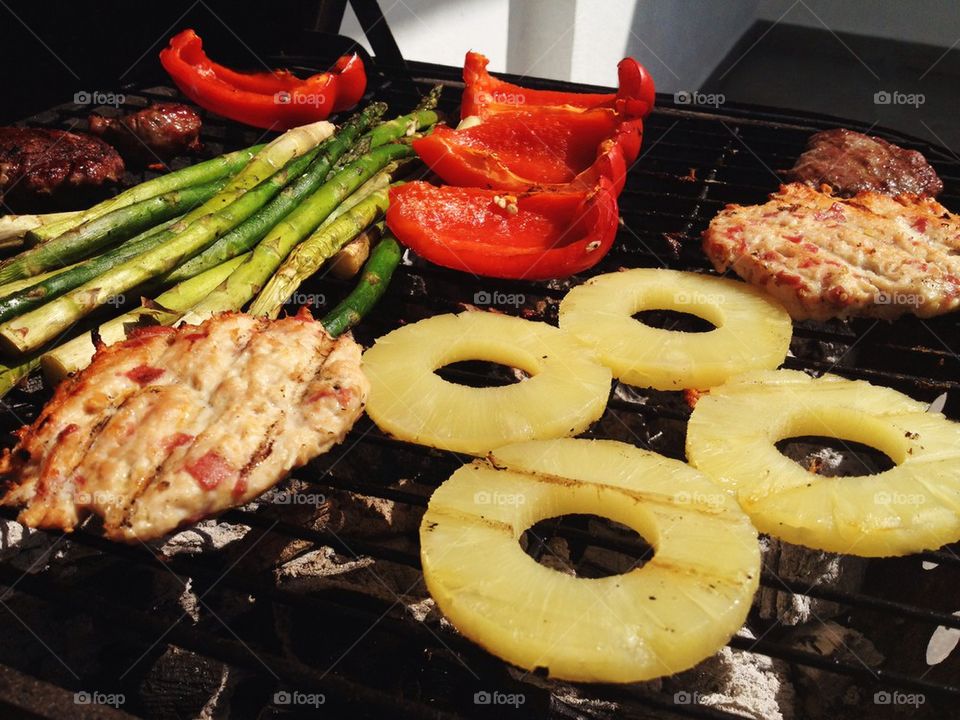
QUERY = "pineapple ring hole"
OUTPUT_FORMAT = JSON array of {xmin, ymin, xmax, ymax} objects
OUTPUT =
[
  {"xmin": 632, "ymin": 309, "xmax": 716, "ymax": 333},
  {"xmin": 775, "ymin": 436, "xmax": 897, "ymax": 476},
  {"xmin": 519, "ymin": 513, "xmax": 654, "ymax": 579},
  {"xmin": 430, "ymin": 341, "xmax": 542, "ymax": 388},
  {"xmin": 434, "ymin": 360, "xmax": 529, "ymax": 388},
  {"xmin": 773, "ymin": 406, "xmax": 909, "ymax": 472}
]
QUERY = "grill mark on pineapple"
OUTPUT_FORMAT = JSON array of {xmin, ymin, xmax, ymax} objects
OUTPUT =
[
  {"xmin": 427, "ymin": 505, "xmax": 515, "ymax": 534},
  {"xmin": 645, "ymin": 557, "xmax": 755, "ymax": 587},
  {"xmin": 488, "ymin": 465, "xmax": 734, "ymax": 518}
]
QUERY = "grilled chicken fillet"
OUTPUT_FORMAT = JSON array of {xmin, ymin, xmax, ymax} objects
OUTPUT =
[
  {"xmin": 704, "ymin": 183, "xmax": 960, "ymax": 320},
  {"xmin": 0, "ymin": 311, "xmax": 368, "ymax": 542}
]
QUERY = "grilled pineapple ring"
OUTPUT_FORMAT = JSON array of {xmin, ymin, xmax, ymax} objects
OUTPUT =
[
  {"xmin": 362, "ymin": 312, "xmax": 612, "ymax": 455},
  {"xmin": 420, "ymin": 439, "xmax": 760, "ymax": 682},
  {"xmin": 687, "ymin": 369, "xmax": 960, "ymax": 557},
  {"xmin": 559, "ymin": 269, "xmax": 792, "ymax": 390}
]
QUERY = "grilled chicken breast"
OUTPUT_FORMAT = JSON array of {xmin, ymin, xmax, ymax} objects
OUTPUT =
[
  {"xmin": 0, "ymin": 311, "xmax": 368, "ymax": 542},
  {"xmin": 787, "ymin": 128, "xmax": 943, "ymax": 198},
  {"xmin": 704, "ymin": 183, "xmax": 960, "ymax": 320}
]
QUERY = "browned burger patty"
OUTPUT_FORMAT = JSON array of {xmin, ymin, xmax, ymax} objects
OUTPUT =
[
  {"xmin": 0, "ymin": 126, "xmax": 124, "ymax": 202},
  {"xmin": 89, "ymin": 103, "xmax": 202, "ymax": 162},
  {"xmin": 0, "ymin": 311, "xmax": 368, "ymax": 542},
  {"xmin": 787, "ymin": 128, "xmax": 943, "ymax": 198},
  {"xmin": 703, "ymin": 183, "xmax": 960, "ymax": 321}
]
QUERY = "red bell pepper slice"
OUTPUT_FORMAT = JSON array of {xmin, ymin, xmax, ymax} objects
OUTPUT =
[
  {"xmin": 386, "ymin": 179, "xmax": 619, "ymax": 280},
  {"xmin": 328, "ymin": 54, "xmax": 367, "ymax": 112},
  {"xmin": 159, "ymin": 29, "xmax": 366, "ymax": 130},
  {"xmin": 461, "ymin": 51, "xmax": 655, "ymax": 121},
  {"xmin": 413, "ymin": 108, "xmax": 640, "ymax": 194},
  {"xmin": 413, "ymin": 108, "xmax": 617, "ymax": 189}
]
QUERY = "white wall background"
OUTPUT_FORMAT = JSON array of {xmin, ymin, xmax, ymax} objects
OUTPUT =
[
  {"xmin": 757, "ymin": 0, "xmax": 960, "ymax": 48},
  {"xmin": 341, "ymin": 0, "xmax": 959, "ymax": 91}
]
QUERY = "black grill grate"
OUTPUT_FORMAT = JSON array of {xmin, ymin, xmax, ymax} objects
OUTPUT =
[{"xmin": 0, "ymin": 52, "xmax": 958, "ymax": 720}]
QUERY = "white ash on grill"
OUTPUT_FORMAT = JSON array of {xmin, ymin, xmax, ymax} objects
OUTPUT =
[
  {"xmin": 758, "ymin": 536, "xmax": 868, "ymax": 625},
  {"xmin": 668, "ymin": 628, "xmax": 795, "ymax": 720},
  {"xmin": 160, "ymin": 520, "xmax": 253, "ymax": 558}
]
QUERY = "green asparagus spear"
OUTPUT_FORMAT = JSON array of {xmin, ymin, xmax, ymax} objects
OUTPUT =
[
  {"xmin": 336, "ymin": 96, "xmax": 440, "ymax": 170},
  {"xmin": 0, "ymin": 356, "xmax": 41, "ymax": 398},
  {"xmin": 0, "ymin": 123, "xmax": 335, "ymax": 355},
  {"xmin": 322, "ymin": 232, "xmax": 402, "ymax": 337},
  {"xmin": 0, "ymin": 211, "xmax": 81, "ymax": 250},
  {"xmin": 0, "ymin": 216, "xmax": 186, "ymax": 323},
  {"xmin": 40, "ymin": 252, "xmax": 251, "ymax": 383},
  {"xmin": 28, "ymin": 145, "xmax": 265, "ymax": 245},
  {"xmin": 0, "ymin": 177, "xmax": 230, "ymax": 285},
  {"xmin": 162, "ymin": 104, "xmax": 386, "ymax": 286},
  {"xmin": 248, "ymin": 187, "xmax": 390, "ymax": 319},
  {"xmin": 184, "ymin": 143, "xmax": 412, "ymax": 322},
  {"xmin": 0, "ymin": 262, "xmax": 84, "ymax": 296}
]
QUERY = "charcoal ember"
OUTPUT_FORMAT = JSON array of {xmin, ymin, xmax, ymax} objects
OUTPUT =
[
  {"xmin": 0, "ymin": 590, "xmax": 102, "ymax": 682},
  {"xmin": 784, "ymin": 621, "xmax": 884, "ymax": 718},
  {"xmin": 274, "ymin": 510, "xmax": 433, "ymax": 627},
  {"xmin": 321, "ymin": 482, "xmax": 426, "ymax": 538},
  {"xmin": 667, "ymin": 628, "xmax": 795, "ymax": 720},
  {"xmin": 757, "ymin": 536, "xmax": 868, "ymax": 624},
  {"xmin": 521, "ymin": 535, "xmax": 573, "ymax": 576},
  {"xmin": 159, "ymin": 521, "xmax": 252, "ymax": 558},
  {"xmin": 788, "ymin": 325, "xmax": 855, "ymax": 366},
  {"xmin": 139, "ymin": 646, "xmax": 233, "ymax": 720},
  {"xmin": 276, "ymin": 543, "xmax": 425, "ymax": 598}
]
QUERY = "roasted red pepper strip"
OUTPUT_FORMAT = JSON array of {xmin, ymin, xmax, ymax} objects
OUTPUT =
[
  {"xmin": 461, "ymin": 51, "xmax": 655, "ymax": 121},
  {"xmin": 328, "ymin": 54, "xmax": 367, "ymax": 112},
  {"xmin": 159, "ymin": 29, "xmax": 366, "ymax": 129},
  {"xmin": 386, "ymin": 179, "xmax": 619, "ymax": 280},
  {"xmin": 414, "ymin": 109, "xmax": 639, "ymax": 193}
]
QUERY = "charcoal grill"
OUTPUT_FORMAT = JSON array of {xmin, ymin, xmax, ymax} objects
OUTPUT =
[{"xmin": 0, "ymin": 4, "xmax": 959, "ymax": 718}]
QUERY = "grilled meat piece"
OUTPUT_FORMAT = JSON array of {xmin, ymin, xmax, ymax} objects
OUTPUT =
[
  {"xmin": 0, "ymin": 311, "xmax": 368, "ymax": 542},
  {"xmin": 0, "ymin": 126, "xmax": 124, "ymax": 202},
  {"xmin": 703, "ymin": 183, "xmax": 960, "ymax": 321},
  {"xmin": 88, "ymin": 103, "xmax": 202, "ymax": 162},
  {"xmin": 787, "ymin": 128, "xmax": 943, "ymax": 198}
]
